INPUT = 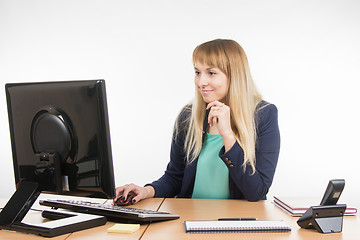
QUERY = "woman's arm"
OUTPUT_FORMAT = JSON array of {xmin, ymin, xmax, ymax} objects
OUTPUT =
[
  {"xmin": 219, "ymin": 104, "xmax": 280, "ymax": 201},
  {"xmin": 147, "ymin": 135, "xmax": 186, "ymax": 197},
  {"xmin": 146, "ymin": 107, "xmax": 190, "ymax": 197}
]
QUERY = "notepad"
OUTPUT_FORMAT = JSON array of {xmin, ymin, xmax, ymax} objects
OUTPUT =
[
  {"xmin": 107, "ymin": 223, "xmax": 140, "ymax": 233},
  {"xmin": 184, "ymin": 220, "xmax": 291, "ymax": 233}
]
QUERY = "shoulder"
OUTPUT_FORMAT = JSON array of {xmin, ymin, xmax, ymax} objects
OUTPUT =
[
  {"xmin": 256, "ymin": 100, "xmax": 278, "ymax": 117},
  {"xmin": 255, "ymin": 101, "xmax": 280, "ymax": 151},
  {"xmin": 177, "ymin": 104, "xmax": 192, "ymax": 123},
  {"xmin": 176, "ymin": 104, "xmax": 192, "ymax": 128},
  {"xmin": 255, "ymin": 100, "xmax": 278, "ymax": 130},
  {"xmin": 173, "ymin": 104, "xmax": 192, "ymax": 140}
]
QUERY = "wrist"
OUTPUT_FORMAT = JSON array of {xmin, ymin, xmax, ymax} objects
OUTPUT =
[
  {"xmin": 221, "ymin": 131, "xmax": 235, "ymax": 143},
  {"xmin": 144, "ymin": 185, "xmax": 155, "ymax": 198},
  {"xmin": 222, "ymin": 133, "xmax": 236, "ymax": 153}
]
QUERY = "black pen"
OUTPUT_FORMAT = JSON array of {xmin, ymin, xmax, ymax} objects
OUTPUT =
[{"xmin": 218, "ymin": 218, "xmax": 257, "ymax": 221}]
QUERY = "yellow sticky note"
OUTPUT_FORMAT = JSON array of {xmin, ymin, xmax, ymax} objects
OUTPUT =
[{"xmin": 107, "ymin": 223, "xmax": 140, "ymax": 234}]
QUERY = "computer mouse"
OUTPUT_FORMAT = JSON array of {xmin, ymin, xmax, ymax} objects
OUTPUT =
[{"xmin": 114, "ymin": 195, "xmax": 134, "ymax": 206}]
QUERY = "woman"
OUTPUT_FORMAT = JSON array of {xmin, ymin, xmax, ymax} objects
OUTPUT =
[{"xmin": 115, "ymin": 39, "xmax": 280, "ymax": 203}]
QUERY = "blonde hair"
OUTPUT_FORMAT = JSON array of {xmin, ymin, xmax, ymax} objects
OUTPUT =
[{"xmin": 180, "ymin": 39, "xmax": 262, "ymax": 173}]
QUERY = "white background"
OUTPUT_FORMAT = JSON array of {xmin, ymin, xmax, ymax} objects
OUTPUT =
[{"xmin": 0, "ymin": 0, "xmax": 359, "ymax": 207}]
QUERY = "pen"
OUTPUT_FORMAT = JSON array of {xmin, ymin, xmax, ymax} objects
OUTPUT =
[{"xmin": 218, "ymin": 218, "xmax": 257, "ymax": 221}]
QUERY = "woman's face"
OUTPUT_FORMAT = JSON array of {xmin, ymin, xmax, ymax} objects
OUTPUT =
[{"xmin": 194, "ymin": 61, "xmax": 229, "ymax": 103}]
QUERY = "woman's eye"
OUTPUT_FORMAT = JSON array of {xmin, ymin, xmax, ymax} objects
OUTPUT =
[
  {"xmin": 195, "ymin": 71, "xmax": 200, "ymax": 75},
  {"xmin": 209, "ymin": 71, "xmax": 216, "ymax": 75}
]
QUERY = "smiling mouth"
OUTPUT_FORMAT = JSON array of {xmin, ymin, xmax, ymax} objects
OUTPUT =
[{"xmin": 201, "ymin": 90, "xmax": 213, "ymax": 94}]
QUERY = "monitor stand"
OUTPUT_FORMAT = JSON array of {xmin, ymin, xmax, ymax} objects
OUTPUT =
[{"xmin": 0, "ymin": 181, "xmax": 106, "ymax": 237}]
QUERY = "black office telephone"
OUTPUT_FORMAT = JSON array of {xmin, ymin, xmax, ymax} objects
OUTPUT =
[{"xmin": 297, "ymin": 179, "xmax": 346, "ymax": 233}]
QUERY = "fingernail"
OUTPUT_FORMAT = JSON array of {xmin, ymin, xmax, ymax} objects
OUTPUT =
[{"xmin": 132, "ymin": 198, "xmax": 136, "ymax": 203}]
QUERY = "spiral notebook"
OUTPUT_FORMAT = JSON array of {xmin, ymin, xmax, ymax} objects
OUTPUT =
[{"xmin": 184, "ymin": 220, "xmax": 291, "ymax": 233}]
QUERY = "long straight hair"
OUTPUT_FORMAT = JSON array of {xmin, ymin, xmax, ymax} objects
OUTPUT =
[{"xmin": 181, "ymin": 39, "xmax": 262, "ymax": 173}]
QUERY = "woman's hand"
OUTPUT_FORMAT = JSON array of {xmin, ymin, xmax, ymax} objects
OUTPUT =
[
  {"xmin": 114, "ymin": 184, "xmax": 155, "ymax": 204},
  {"xmin": 206, "ymin": 101, "xmax": 236, "ymax": 152}
]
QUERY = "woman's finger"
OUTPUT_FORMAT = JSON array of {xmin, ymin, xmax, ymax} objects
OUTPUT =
[
  {"xmin": 208, "ymin": 103, "xmax": 225, "ymax": 126},
  {"xmin": 206, "ymin": 101, "xmax": 223, "ymax": 110}
]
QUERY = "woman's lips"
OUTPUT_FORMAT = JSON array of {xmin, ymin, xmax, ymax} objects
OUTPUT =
[{"xmin": 201, "ymin": 89, "xmax": 213, "ymax": 95}]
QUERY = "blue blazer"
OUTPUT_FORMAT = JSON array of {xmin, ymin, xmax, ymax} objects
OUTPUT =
[{"xmin": 147, "ymin": 101, "xmax": 280, "ymax": 201}]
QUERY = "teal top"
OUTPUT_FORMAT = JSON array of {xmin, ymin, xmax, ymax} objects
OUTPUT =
[{"xmin": 192, "ymin": 133, "xmax": 230, "ymax": 199}]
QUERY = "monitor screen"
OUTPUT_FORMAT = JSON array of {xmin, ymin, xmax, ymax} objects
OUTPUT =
[{"xmin": 5, "ymin": 80, "xmax": 115, "ymax": 199}]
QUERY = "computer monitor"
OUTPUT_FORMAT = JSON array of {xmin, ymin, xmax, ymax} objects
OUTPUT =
[
  {"xmin": 5, "ymin": 79, "xmax": 116, "ymax": 199},
  {"xmin": 0, "ymin": 80, "xmax": 116, "ymax": 236}
]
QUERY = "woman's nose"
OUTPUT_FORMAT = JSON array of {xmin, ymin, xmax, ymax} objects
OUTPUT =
[{"xmin": 198, "ymin": 74, "xmax": 208, "ymax": 86}]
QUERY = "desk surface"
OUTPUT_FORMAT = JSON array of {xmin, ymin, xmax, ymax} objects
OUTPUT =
[
  {"xmin": 141, "ymin": 198, "xmax": 359, "ymax": 240},
  {"xmin": 1, "ymin": 197, "xmax": 359, "ymax": 239}
]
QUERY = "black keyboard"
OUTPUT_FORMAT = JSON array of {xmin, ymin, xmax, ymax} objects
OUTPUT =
[{"xmin": 39, "ymin": 199, "xmax": 180, "ymax": 223}]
